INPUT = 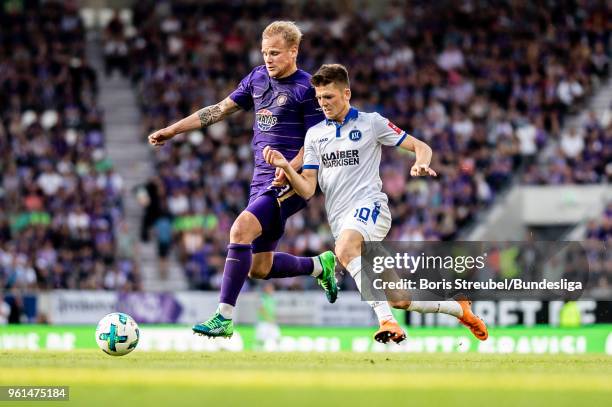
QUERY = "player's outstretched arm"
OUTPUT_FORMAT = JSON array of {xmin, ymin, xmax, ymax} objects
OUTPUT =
[
  {"xmin": 263, "ymin": 146, "xmax": 317, "ymax": 199},
  {"xmin": 148, "ymin": 97, "xmax": 241, "ymax": 146},
  {"xmin": 398, "ymin": 135, "xmax": 437, "ymax": 177}
]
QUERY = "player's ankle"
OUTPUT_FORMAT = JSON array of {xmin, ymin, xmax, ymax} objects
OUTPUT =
[
  {"xmin": 218, "ymin": 303, "xmax": 234, "ymax": 319},
  {"xmin": 311, "ymin": 256, "xmax": 323, "ymax": 277}
]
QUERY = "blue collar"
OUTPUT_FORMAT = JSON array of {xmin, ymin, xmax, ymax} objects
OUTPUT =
[{"xmin": 326, "ymin": 107, "xmax": 358, "ymax": 127}]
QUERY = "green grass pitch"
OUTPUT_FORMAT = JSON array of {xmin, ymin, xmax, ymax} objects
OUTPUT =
[{"xmin": 0, "ymin": 350, "xmax": 610, "ymax": 406}]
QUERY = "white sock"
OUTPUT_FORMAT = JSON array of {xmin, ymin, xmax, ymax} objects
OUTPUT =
[
  {"xmin": 346, "ymin": 257, "xmax": 396, "ymax": 323},
  {"xmin": 311, "ymin": 256, "xmax": 323, "ymax": 277},
  {"xmin": 407, "ymin": 300, "xmax": 463, "ymax": 318},
  {"xmin": 368, "ymin": 300, "xmax": 395, "ymax": 323},
  {"xmin": 218, "ymin": 303, "xmax": 234, "ymax": 319}
]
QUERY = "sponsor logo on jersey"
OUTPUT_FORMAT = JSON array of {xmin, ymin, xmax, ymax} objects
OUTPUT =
[
  {"xmin": 349, "ymin": 129, "xmax": 362, "ymax": 141},
  {"xmin": 321, "ymin": 149, "xmax": 359, "ymax": 168},
  {"xmin": 318, "ymin": 137, "xmax": 329, "ymax": 143},
  {"xmin": 256, "ymin": 109, "xmax": 278, "ymax": 131},
  {"xmin": 387, "ymin": 121, "xmax": 402, "ymax": 135},
  {"xmin": 276, "ymin": 94, "xmax": 288, "ymax": 106}
]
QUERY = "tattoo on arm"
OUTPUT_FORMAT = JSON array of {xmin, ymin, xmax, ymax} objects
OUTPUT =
[
  {"xmin": 197, "ymin": 98, "xmax": 240, "ymax": 129},
  {"xmin": 198, "ymin": 104, "xmax": 223, "ymax": 128}
]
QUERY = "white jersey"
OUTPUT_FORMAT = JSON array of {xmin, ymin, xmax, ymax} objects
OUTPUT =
[{"xmin": 303, "ymin": 108, "xmax": 408, "ymax": 237}]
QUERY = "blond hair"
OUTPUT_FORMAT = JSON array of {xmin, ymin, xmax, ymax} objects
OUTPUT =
[{"xmin": 262, "ymin": 21, "xmax": 302, "ymax": 48}]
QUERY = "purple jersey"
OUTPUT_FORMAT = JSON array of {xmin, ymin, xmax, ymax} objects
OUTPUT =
[{"xmin": 230, "ymin": 65, "xmax": 323, "ymax": 202}]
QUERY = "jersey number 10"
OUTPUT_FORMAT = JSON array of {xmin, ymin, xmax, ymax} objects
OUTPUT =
[{"xmin": 353, "ymin": 204, "xmax": 380, "ymax": 224}]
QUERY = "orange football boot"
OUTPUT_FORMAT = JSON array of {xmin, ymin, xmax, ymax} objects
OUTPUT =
[
  {"xmin": 455, "ymin": 295, "xmax": 488, "ymax": 341},
  {"xmin": 374, "ymin": 319, "xmax": 407, "ymax": 344}
]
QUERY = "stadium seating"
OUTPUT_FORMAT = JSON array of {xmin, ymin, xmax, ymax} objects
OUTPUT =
[{"xmin": 0, "ymin": 3, "xmax": 139, "ymax": 291}]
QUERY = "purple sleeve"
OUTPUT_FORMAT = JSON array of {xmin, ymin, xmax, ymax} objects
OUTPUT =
[
  {"xmin": 301, "ymin": 86, "xmax": 324, "ymax": 130},
  {"xmin": 229, "ymin": 71, "xmax": 255, "ymax": 111}
]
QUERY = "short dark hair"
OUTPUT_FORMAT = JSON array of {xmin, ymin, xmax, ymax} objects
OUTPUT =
[{"xmin": 310, "ymin": 64, "xmax": 350, "ymax": 88}]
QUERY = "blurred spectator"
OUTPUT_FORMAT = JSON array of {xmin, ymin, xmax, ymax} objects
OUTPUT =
[
  {"xmin": 103, "ymin": 10, "xmax": 129, "ymax": 77},
  {"xmin": 583, "ymin": 202, "xmax": 612, "ymax": 288},
  {"xmin": 560, "ymin": 127, "xmax": 585, "ymax": 160},
  {"xmin": 0, "ymin": 299, "xmax": 10, "ymax": 324},
  {"xmin": 137, "ymin": 176, "xmax": 165, "ymax": 242},
  {"xmin": 590, "ymin": 42, "xmax": 609, "ymax": 78},
  {"xmin": 154, "ymin": 208, "xmax": 173, "ymax": 279}
]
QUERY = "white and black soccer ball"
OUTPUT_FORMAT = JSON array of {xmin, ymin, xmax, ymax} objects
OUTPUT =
[{"xmin": 95, "ymin": 312, "xmax": 140, "ymax": 356}]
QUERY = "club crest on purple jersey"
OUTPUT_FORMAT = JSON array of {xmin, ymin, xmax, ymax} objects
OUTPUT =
[
  {"xmin": 276, "ymin": 94, "xmax": 287, "ymax": 106},
  {"xmin": 256, "ymin": 109, "xmax": 278, "ymax": 131}
]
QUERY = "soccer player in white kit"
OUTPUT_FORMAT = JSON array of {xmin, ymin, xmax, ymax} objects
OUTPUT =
[{"xmin": 264, "ymin": 64, "xmax": 488, "ymax": 342}]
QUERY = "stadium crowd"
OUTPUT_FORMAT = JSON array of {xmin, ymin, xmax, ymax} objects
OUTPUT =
[
  {"xmin": 126, "ymin": 0, "xmax": 610, "ymax": 289},
  {"xmin": 0, "ymin": 2, "xmax": 139, "ymax": 296},
  {"xmin": 523, "ymin": 108, "xmax": 611, "ymax": 185},
  {"xmin": 0, "ymin": 1, "xmax": 609, "ymax": 297}
]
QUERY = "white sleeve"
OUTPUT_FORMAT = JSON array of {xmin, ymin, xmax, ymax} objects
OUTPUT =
[
  {"xmin": 302, "ymin": 129, "xmax": 320, "ymax": 170},
  {"xmin": 371, "ymin": 112, "xmax": 409, "ymax": 146}
]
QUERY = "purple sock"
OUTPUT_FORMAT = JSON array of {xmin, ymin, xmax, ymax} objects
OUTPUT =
[
  {"xmin": 219, "ymin": 243, "xmax": 252, "ymax": 307},
  {"xmin": 266, "ymin": 252, "xmax": 314, "ymax": 279}
]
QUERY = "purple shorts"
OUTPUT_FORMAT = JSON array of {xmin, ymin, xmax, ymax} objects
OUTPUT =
[{"xmin": 245, "ymin": 186, "xmax": 307, "ymax": 253}]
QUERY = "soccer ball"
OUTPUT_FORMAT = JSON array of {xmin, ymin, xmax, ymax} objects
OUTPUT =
[{"xmin": 95, "ymin": 312, "xmax": 140, "ymax": 356}]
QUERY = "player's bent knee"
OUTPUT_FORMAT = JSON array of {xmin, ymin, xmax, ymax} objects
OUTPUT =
[
  {"xmin": 249, "ymin": 253, "xmax": 273, "ymax": 280},
  {"xmin": 230, "ymin": 213, "xmax": 261, "ymax": 244},
  {"xmin": 248, "ymin": 259, "xmax": 271, "ymax": 279},
  {"xmin": 229, "ymin": 223, "xmax": 252, "ymax": 243},
  {"xmin": 389, "ymin": 300, "xmax": 411, "ymax": 310},
  {"xmin": 248, "ymin": 267, "xmax": 269, "ymax": 279}
]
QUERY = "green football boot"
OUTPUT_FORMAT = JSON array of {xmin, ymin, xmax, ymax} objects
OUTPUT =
[
  {"xmin": 316, "ymin": 250, "xmax": 338, "ymax": 303},
  {"xmin": 192, "ymin": 312, "xmax": 234, "ymax": 338}
]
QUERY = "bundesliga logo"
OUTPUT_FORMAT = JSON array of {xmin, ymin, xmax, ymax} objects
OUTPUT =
[{"xmin": 256, "ymin": 109, "xmax": 278, "ymax": 131}]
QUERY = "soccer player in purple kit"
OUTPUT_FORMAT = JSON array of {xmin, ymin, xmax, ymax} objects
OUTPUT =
[{"xmin": 148, "ymin": 21, "xmax": 337, "ymax": 337}]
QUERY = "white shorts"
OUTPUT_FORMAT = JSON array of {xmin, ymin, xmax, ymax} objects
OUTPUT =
[{"xmin": 331, "ymin": 200, "xmax": 391, "ymax": 242}]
